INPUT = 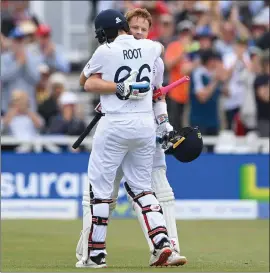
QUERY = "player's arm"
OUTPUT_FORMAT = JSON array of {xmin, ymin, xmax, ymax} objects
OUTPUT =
[
  {"xmin": 81, "ymin": 47, "xmax": 131, "ymax": 98},
  {"xmin": 152, "ymin": 57, "xmax": 165, "ymax": 103},
  {"xmin": 84, "ymin": 74, "xmax": 118, "ymax": 94},
  {"xmin": 153, "ymin": 41, "xmax": 164, "ymax": 57},
  {"xmin": 152, "ymin": 57, "xmax": 174, "ymax": 139},
  {"xmin": 85, "ymin": 71, "xmax": 150, "ymax": 100},
  {"xmin": 156, "ymin": 41, "xmax": 165, "ymax": 56},
  {"xmin": 154, "ymin": 98, "xmax": 174, "ymax": 143},
  {"xmin": 79, "ymin": 71, "xmax": 87, "ymax": 87}
]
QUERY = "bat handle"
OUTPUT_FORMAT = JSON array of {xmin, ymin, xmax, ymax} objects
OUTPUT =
[{"xmin": 162, "ymin": 76, "xmax": 190, "ymax": 94}]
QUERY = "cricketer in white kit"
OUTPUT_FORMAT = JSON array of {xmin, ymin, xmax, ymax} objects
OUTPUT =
[
  {"xmin": 76, "ymin": 8, "xmax": 187, "ymax": 267},
  {"xmin": 75, "ymin": 9, "xmax": 175, "ymax": 269}
]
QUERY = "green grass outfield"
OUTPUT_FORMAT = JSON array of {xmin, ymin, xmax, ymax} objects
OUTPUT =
[{"xmin": 1, "ymin": 219, "xmax": 269, "ymax": 272}]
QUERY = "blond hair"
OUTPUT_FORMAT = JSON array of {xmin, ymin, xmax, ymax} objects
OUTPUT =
[{"xmin": 125, "ymin": 8, "xmax": 152, "ymax": 28}]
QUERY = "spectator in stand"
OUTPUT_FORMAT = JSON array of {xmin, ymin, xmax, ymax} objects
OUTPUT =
[
  {"xmin": 157, "ymin": 14, "xmax": 175, "ymax": 48},
  {"xmin": 18, "ymin": 20, "xmax": 39, "ymax": 54},
  {"xmin": 173, "ymin": 1, "xmax": 196, "ymax": 26},
  {"xmin": 215, "ymin": 20, "xmax": 237, "ymax": 56},
  {"xmin": 194, "ymin": 28, "xmax": 216, "ymax": 51},
  {"xmin": 254, "ymin": 50, "xmax": 270, "ymax": 137},
  {"xmin": 192, "ymin": 2, "xmax": 212, "ymax": 32},
  {"xmin": 164, "ymin": 20, "xmax": 196, "ymax": 131},
  {"xmin": 252, "ymin": 1, "xmax": 270, "ymax": 50},
  {"xmin": 189, "ymin": 50, "xmax": 227, "ymax": 136},
  {"xmin": 1, "ymin": 26, "xmax": 41, "ymax": 114},
  {"xmin": 1, "ymin": 90, "xmax": 44, "ymax": 140},
  {"xmin": 38, "ymin": 72, "xmax": 67, "ymax": 128},
  {"xmin": 223, "ymin": 36, "xmax": 251, "ymax": 130},
  {"xmin": 0, "ymin": 32, "xmax": 10, "ymax": 53},
  {"xmin": 36, "ymin": 64, "xmax": 51, "ymax": 107},
  {"xmin": 215, "ymin": 5, "xmax": 251, "ymax": 57},
  {"xmin": 36, "ymin": 24, "xmax": 70, "ymax": 73},
  {"xmin": 136, "ymin": 0, "xmax": 170, "ymax": 40},
  {"xmin": 240, "ymin": 47, "xmax": 263, "ymax": 132},
  {"xmin": 156, "ymin": 13, "xmax": 176, "ymax": 86},
  {"xmin": 46, "ymin": 92, "xmax": 86, "ymax": 135},
  {"xmin": 1, "ymin": 1, "xmax": 39, "ymax": 37}
]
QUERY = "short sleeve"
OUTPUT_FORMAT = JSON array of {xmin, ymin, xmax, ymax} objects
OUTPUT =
[
  {"xmin": 152, "ymin": 41, "xmax": 163, "ymax": 58},
  {"xmin": 144, "ymin": 39, "xmax": 163, "ymax": 59},
  {"xmin": 152, "ymin": 57, "xmax": 165, "ymax": 88},
  {"xmin": 83, "ymin": 45, "xmax": 107, "ymax": 78}
]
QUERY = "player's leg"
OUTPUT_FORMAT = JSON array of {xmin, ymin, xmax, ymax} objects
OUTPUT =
[
  {"xmin": 121, "ymin": 134, "xmax": 173, "ymax": 266},
  {"xmin": 76, "ymin": 166, "xmax": 123, "ymax": 261},
  {"xmin": 152, "ymin": 144, "xmax": 180, "ymax": 251},
  {"xmin": 152, "ymin": 144, "xmax": 187, "ymax": 266},
  {"xmin": 76, "ymin": 187, "xmax": 91, "ymax": 261},
  {"xmin": 125, "ymin": 178, "xmax": 154, "ymax": 252},
  {"xmin": 109, "ymin": 166, "xmax": 124, "ymax": 218},
  {"xmin": 76, "ymin": 117, "xmax": 128, "ymax": 268}
]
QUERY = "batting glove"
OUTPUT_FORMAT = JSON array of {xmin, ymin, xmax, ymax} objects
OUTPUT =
[
  {"xmin": 156, "ymin": 115, "xmax": 174, "ymax": 143},
  {"xmin": 116, "ymin": 70, "xmax": 150, "ymax": 100}
]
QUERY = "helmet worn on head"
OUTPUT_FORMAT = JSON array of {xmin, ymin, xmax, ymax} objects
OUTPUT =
[
  {"xmin": 165, "ymin": 126, "xmax": 203, "ymax": 163},
  {"xmin": 94, "ymin": 9, "xmax": 130, "ymax": 44}
]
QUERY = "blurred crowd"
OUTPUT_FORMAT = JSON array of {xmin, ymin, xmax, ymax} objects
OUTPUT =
[
  {"xmin": 1, "ymin": 0, "xmax": 86, "ymax": 140},
  {"xmin": 1, "ymin": 0, "xmax": 269, "ymax": 142}
]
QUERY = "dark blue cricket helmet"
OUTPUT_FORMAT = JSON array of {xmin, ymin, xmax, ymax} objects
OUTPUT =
[{"xmin": 94, "ymin": 9, "xmax": 130, "ymax": 44}]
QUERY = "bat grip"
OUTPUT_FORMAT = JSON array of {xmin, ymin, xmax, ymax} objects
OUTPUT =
[{"xmin": 161, "ymin": 75, "xmax": 190, "ymax": 95}]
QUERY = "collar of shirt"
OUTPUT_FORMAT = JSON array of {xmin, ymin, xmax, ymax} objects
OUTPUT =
[{"xmin": 114, "ymin": 34, "xmax": 135, "ymax": 42}]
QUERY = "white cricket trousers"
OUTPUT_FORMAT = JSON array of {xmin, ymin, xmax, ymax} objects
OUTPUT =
[{"xmin": 88, "ymin": 112, "xmax": 156, "ymax": 198}]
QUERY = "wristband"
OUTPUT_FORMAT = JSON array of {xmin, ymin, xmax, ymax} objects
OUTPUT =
[{"xmin": 154, "ymin": 101, "xmax": 169, "ymax": 125}]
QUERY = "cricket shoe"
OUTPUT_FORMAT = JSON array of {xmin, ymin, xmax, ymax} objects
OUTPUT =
[
  {"xmin": 149, "ymin": 238, "xmax": 173, "ymax": 266},
  {"xmin": 75, "ymin": 253, "xmax": 107, "ymax": 268},
  {"xmin": 163, "ymin": 250, "xmax": 187, "ymax": 266}
]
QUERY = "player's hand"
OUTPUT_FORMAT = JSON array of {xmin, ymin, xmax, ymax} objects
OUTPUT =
[
  {"xmin": 153, "ymin": 87, "xmax": 163, "ymax": 101},
  {"xmin": 129, "ymin": 80, "xmax": 150, "ymax": 100},
  {"xmin": 156, "ymin": 118, "xmax": 174, "ymax": 143},
  {"xmin": 159, "ymin": 130, "xmax": 181, "ymax": 154},
  {"xmin": 116, "ymin": 70, "xmax": 150, "ymax": 100}
]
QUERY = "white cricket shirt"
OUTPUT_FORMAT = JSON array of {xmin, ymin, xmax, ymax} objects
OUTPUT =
[
  {"xmin": 83, "ymin": 34, "xmax": 162, "ymax": 114},
  {"xmin": 152, "ymin": 57, "xmax": 165, "ymax": 89}
]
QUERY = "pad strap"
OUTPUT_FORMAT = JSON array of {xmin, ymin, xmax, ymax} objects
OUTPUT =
[
  {"xmin": 91, "ymin": 198, "xmax": 113, "ymax": 205},
  {"xmin": 124, "ymin": 182, "xmax": 168, "ymax": 246},
  {"xmin": 134, "ymin": 191, "xmax": 153, "ymax": 202},
  {"xmin": 92, "ymin": 216, "xmax": 109, "ymax": 226},
  {"xmin": 124, "ymin": 182, "xmax": 154, "ymax": 202},
  {"xmin": 148, "ymin": 226, "xmax": 168, "ymax": 239},
  {"xmin": 142, "ymin": 205, "xmax": 163, "ymax": 214},
  {"xmin": 88, "ymin": 241, "xmax": 106, "ymax": 250}
]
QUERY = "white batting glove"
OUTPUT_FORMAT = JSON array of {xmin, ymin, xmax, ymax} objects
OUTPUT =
[
  {"xmin": 128, "ymin": 80, "xmax": 150, "ymax": 100},
  {"xmin": 156, "ymin": 115, "xmax": 174, "ymax": 143},
  {"xmin": 116, "ymin": 70, "xmax": 150, "ymax": 100}
]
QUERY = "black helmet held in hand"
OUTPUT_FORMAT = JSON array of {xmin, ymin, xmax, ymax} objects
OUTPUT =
[{"xmin": 164, "ymin": 126, "xmax": 203, "ymax": 163}]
